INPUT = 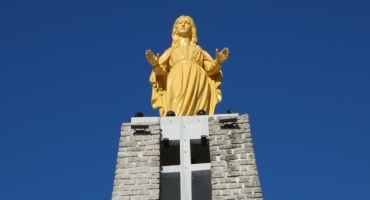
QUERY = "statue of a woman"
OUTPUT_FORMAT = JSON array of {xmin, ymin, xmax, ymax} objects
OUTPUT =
[{"xmin": 146, "ymin": 15, "xmax": 229, "ymax": 116}]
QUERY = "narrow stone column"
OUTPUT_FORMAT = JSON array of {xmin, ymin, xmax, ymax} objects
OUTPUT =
[
  {"xmin": 112, "ymin": 122, "xmax": 161, "ymax": 200},
  {"xmin": 209, "ymin": 114, "xmax": 263, "ymax": 200}
]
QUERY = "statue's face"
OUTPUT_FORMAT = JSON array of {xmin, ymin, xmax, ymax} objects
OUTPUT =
[{"xmin": 176, "ymin": 17, "xmax": 192, "ymax": 37}]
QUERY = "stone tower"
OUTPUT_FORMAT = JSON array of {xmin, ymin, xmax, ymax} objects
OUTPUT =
[{"xmin": 112, "ymin": 114, "xmax": 263, "ymax": 200}]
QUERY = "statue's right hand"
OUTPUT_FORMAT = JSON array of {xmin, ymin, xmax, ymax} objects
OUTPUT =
[{"xmin": 145, "ymin": 49, "xmax": 159, "ymax": 67}]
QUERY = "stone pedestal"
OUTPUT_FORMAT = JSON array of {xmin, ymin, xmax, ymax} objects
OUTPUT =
[{"xmin": 112, "ymin": 114, "xmax": 263, "ymax": 200}]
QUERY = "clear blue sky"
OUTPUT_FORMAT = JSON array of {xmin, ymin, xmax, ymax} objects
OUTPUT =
[{"xmin": 1, "ymin": 1, "xmax": 369, "ymax": 199}]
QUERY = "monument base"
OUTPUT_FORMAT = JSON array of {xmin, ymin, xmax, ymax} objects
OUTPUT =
[{"xmin": 112, "ymin": 114, "xmax": 263, "ymax": 200}]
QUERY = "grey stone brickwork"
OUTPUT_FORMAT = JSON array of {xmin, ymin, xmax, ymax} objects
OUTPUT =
[
  {"xmin": 112, "ymin": 122, "xmax": 161, "ymax": 200},
  {"xmin": 209, "ymin": 114, "xmax": 263, "ymax": 200}
]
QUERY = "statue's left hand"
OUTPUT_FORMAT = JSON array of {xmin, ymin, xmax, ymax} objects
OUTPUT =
[{"xmin": 216, "ymin": 47, "xmax": 229, "ymax": 64}]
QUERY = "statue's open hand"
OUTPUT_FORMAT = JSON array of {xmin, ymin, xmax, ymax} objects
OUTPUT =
[
  {"xmin": 216, "ymin": 48, "xmax": 229, "ymax": 64},
  {"xmin": 145, "ymin": 49, "xmax": 160, "ymax": 67}
]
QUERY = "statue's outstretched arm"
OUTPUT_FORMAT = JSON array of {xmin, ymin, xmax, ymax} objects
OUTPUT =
[
  {"xmin": 145, "ymin": 49, "xmax": 159, "ymax": 67},
  {"xmin": 203, "ymin": 47, "xmax": 229, "ymax": 76},
  {"xmin": 215, "ymin": 47, "xmax": 229, "ymax": 65},
  {"xmin": 146, "ymin": 49, "xmax": 167, "ymax": 76}
]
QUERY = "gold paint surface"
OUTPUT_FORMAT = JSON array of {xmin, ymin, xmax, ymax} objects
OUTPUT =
[{"xmin": 146, "ymin": 16, "xmax": 229, "ymax": 116}]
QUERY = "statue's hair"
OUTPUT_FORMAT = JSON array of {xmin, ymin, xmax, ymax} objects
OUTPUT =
[{"xmin": 171, "ymin": 15, "xmax": 197, "ymax": 47}]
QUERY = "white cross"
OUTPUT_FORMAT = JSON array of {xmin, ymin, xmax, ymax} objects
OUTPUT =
[{"xmin": 160, "ymin": 116, "xmax": 210, "ymax": 200}]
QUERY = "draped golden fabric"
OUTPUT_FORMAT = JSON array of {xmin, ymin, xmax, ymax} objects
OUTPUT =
[{"xmin": 150, "ymin": 45, "xmax": 222, "ymax": 116}]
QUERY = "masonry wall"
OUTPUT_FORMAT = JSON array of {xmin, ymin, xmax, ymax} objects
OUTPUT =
[
  {"xmin": 112, "ymin": 122, "xmax": 161, "ymax": 200},
  {"xmin": 208, "ymin": 114, "xmax": 263, "ymax": 200}
]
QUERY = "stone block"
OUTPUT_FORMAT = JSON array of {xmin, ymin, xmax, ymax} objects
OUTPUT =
[
  {"xmin": 120, "ymin": 131, "xmax": 133, "ymax": 136},
  {"xmin": 209, "ymin": 146, "xmax": 218, "ymax": 151},
  {"xmin": 209, "ymin": 135, "xmax": 224, "ymax": 140},
  {"xmin": 123, "ymin": 180, "xmax": 135, "ymax": 185},
  {"xmin": 220, "ymin": 154, "xmax": 237, "ymax": 161},
  {"xmin": 128, "ymin": 167, "xmax": 149, "ymax": 174},
  {"xmin": 233, "ymin": 160, "xmax": 255, "ymax": 165},
  {"xmin": 241, "ymin": 123, "xmax": 251, "ymax": 129},
  {"xmin": 242, "ymin": 170, "xmax": 258, "ymax": 176},
  {"xmin": 243, "ymin": 142, "xmax": 253, "ymax": 147},
  {"xmin": 138, "ymin": 140, "xmax": 159, "ymax": 146},
  {"xmin": 114, "ymin": 196, "xmax": 130, "ymax": 200},
  {"xmin": 250, "ymin": 176, "xmax": 260, "ymax": 182},
  {"xmin": 116, "ymin": 163, "xmax": 134, "ymax": 169},
  {"xmin": 142, "ymin": 150, "xmax": 160, "ymax": 156},
  {"xmin": 213, "ymin": 129, "xmax": 229, "ymax": 135},
  {"xmin": 150, "ymin": 179, "xmax": 159, "ymax": 184},
  {"xmin": 142, "ymin": 195, "xmax": 160, "ymax": 199},
  {"xmin": 130, "ymin": 185, "xmax": 144, "ymax": 191},
  {"xmin": 232, "ymin": 188, "xmax": 240, "ymax": 194},
  {"xmin": 228, "ymin": 164, "xmax": 240, "ymax": 171},
  {"xmin": 145, "ymin": 173, "xmax": 160, "ymax": 179},
  {"xmin": 227, "ymin": 171, "xmax": 243, "ymax": 177},
  {"xmin": 151, "ymin": 189, "xmax": 160, "ymax": 195},
  {"xmin": 212, "ymin": 184, "xmax": 227, "ymax": 189},
  {"xmin": 113, "ymin": 185, "xmax": 130, "ymax": 191},
  {"xmin": 210, "ymin": 156, "xmax": 217, "ymax": 161},
  {"xmin": 119, "ymin": 141, "xmax": 137, "ymax": 147},
  {"xmin": 240, "ymin": 188, "xmax": 253, "ymax": 194},
  {"xmin": 211, "ymin": 161, "xmax": 226, "ymax": 167},
  {"xmin": 219, "ymin": 144, "xmax": 242, "ymax": 149},
  {"xmin": 211, "ymin": 167, "xmax": 225, "ymax": 173},
  {"xmin": 210, "ymin": 150, "xmax": 226, "ymax": 156},
  {"xmin": 118, "ymin": 152, "xmax": 139, "ymax": 158},
  {"xmin": 152, "ymin": 145, "xmax": 160, "ymax": 150},
  {"xmin": 245, "ymin": 181, "xmax": 260, "ymax": 187},
  {"xmin": 132, "ymin": 136, "xmax": 143, "ymax": 141},
  {"xmin": 235, "ymin": 148, "xmax": 254, "ymax": 154},
  {"xmin": 212, "ymin": 190, "xmax": 220, "ymax": 196},
  {"xmin": 209, "ymin": 124, "xmax": 221, "ymax": 131},
  {"xmin": 230, "ymin": 138, "xmax": 252, "ymax": 144},
  {"xmin": 150, "ymin": 156, "xmax": 160, "ymax": 161},
  {"xmin": 228, "ymin": 183, "xmax": 243, "ymax": 189},
  {"xmin": 143, "ymin": 161, "xmax": 160, "ymax": 167},
  {"xmin": 220, "ymin": 189, "xmax": 232, "ymax": 196},
  {"xmin": 209, "ymin": 140, "xmax": 228, "ymax": 146},
  {"xmin": 247, "ymin": 193, "xmax": 263, "ymax": 198},
  {"xmin": 126, "ymin": 147, "xmax": 146, "ymax": 152},
  {"xmin": 134, "ymin": 162, "xmax": 143, "ymax": 167},
  {"xmin": 253, "ymin": 187, "xmax": 262, "ymax": 193},
  {"xmin": 239, "ymin": 176, "xmax": 250, "ymax": 183},
  {"xmin": 218, "ymin": 178, "xmax": 237, "ymax": 183},
  {"xmin": 138, "ymin": 190, "xmax": 150, "ymax": 195},
  {"xmin": 212, "ymin": 171, "xmax": 225, "ymax": 178},
  {"xmin": 127, "ymin": 157, "xmax": 150, "ymax": 162},
  {"xmin": 225, "ymin": 134, "xmax": 243, "ymax": 139},
  {"xmin": 148, "ymin": 167, "xmax": 160, "ymax": 172},
  {"xmin": 144, "ymin": 184, "xmax": 160, "ymax": 189}
]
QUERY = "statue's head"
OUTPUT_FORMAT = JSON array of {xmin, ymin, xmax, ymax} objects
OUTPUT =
[{"xmin": 172, "ymin": 15, "xmax": 197, "ymax": 47}]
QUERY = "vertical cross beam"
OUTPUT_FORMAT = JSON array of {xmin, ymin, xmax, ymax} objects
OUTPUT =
[{"xmin": 160, "ymin": 116, "xmax": 210, "ymax": 200}]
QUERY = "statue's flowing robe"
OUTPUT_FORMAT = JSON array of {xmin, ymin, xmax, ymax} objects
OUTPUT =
[{"xmin": 149, "ymin": 45, "xmax": 222, "ymax": 116}]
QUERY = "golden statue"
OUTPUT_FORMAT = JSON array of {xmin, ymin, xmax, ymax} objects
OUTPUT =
[{"xmin": 146, "ymin": 16, "xmax": 229, "ymax": 116}]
